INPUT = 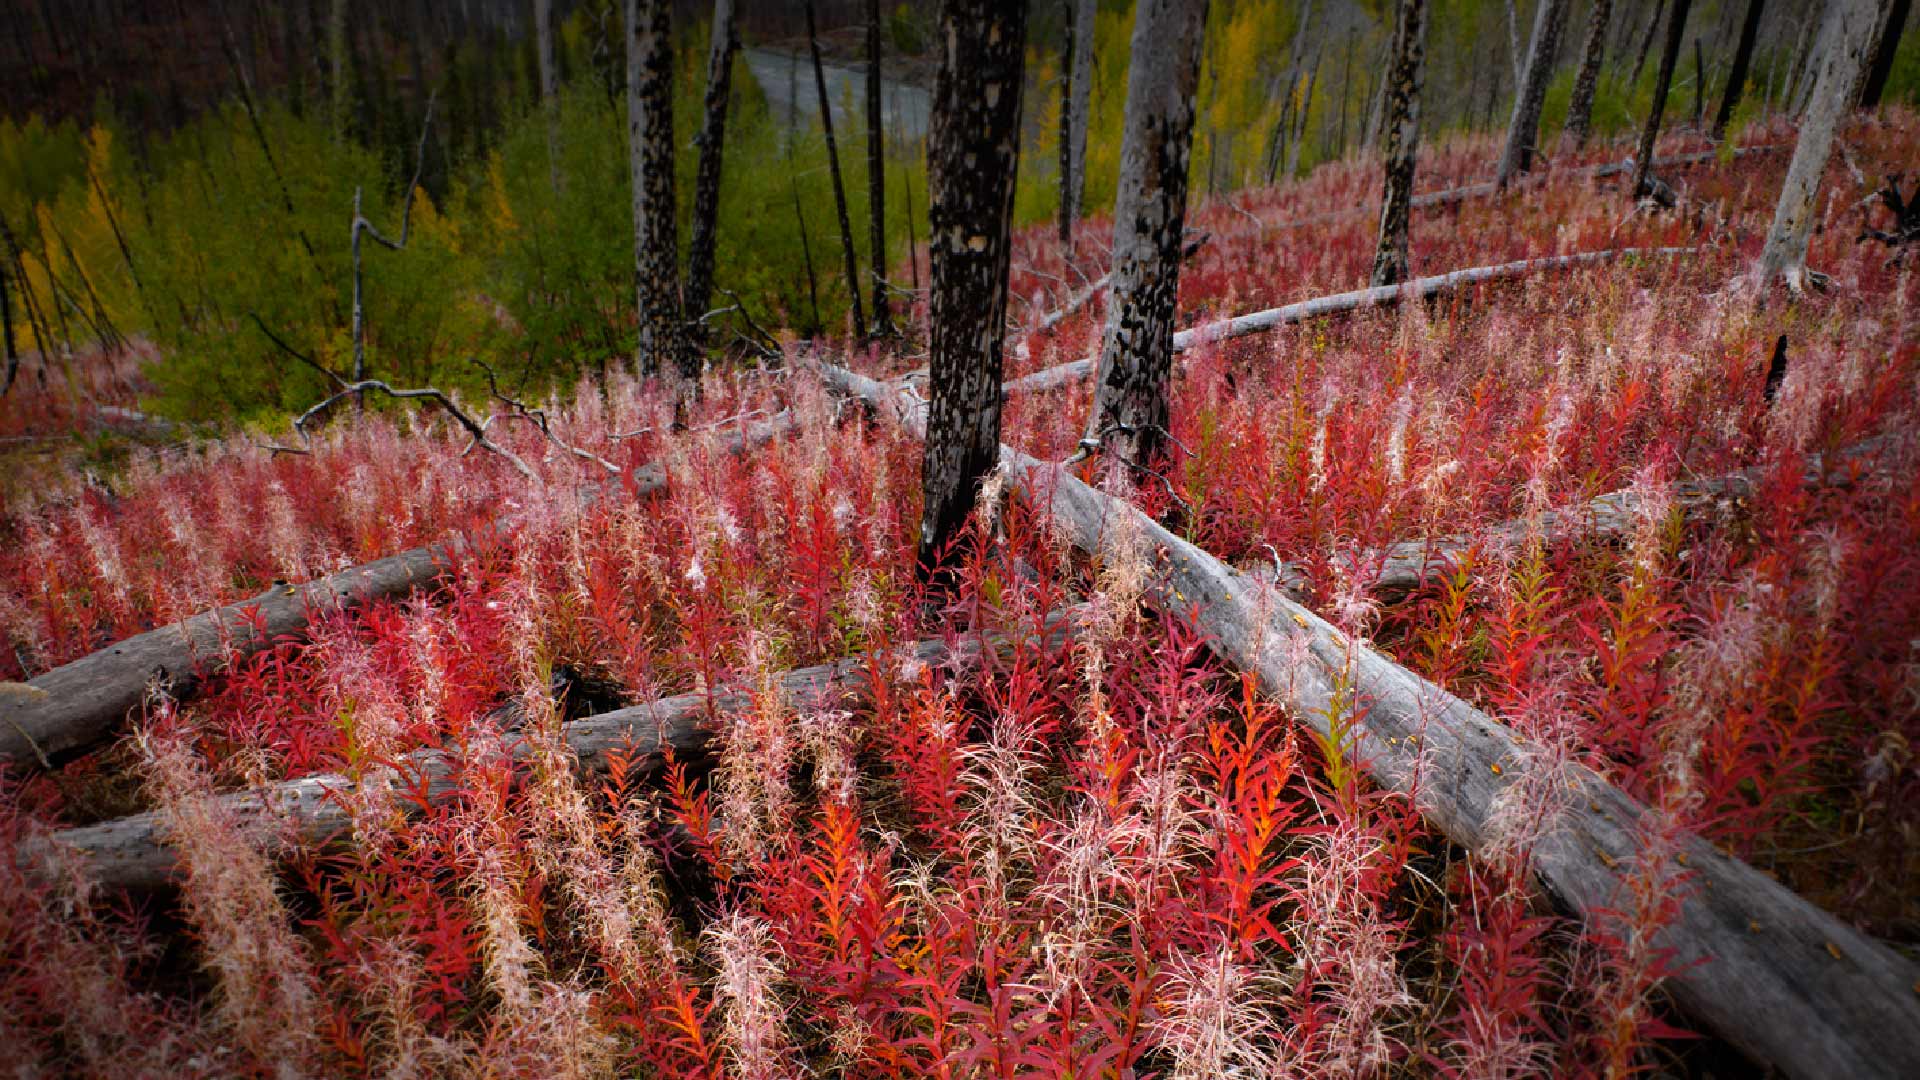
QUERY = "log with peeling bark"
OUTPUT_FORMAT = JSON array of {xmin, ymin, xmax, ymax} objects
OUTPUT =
[
  {"xmin": 0, "ymin": 413, "xmax": 799, "ymax": 767},
  {"xmin": 29, "ymin": 621, "xmax": 1067, "ymax": 890},
  {"xmin": 1321, "ymin": 434, "xmax": 1900, "ymax": 599},
  {"xmin": 1004, "ymin": 248, "xmax": 1693, "ymax": 396},
  {"xmin": 817, "ymin": 359, "xmax": 1920, "ymax": 1080}
]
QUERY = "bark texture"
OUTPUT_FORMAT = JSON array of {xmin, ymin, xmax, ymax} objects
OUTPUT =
[
  {"xmin": 1565, "ymin": 0, "xmax": 1615, "ymax": 149},
  {"xmin": 1058, "ymin": 0, "xmax": 1098, "ymax": 250},
  {"xmin": 626, "ymin": 0, "xmax": 686, "ymax": 378},
  {"xmin": 1859, "ymin": 0, "xmax": 1911, "ymax": 107},
  {"xmin": 820, "ymin": 359, "xmax": 1920, "ymax": 1080},
  {"xmin": 917, "ymin": 0, "xmax": 1028, "ymax": 578},
  {"xmin": 1497, "ymin": 0, "xmax": 1571, "ymax": 187},
  {"xmin": 1712, "ymin": 0, "xmax": 1767, "ymax": 139},
  {"xmin": 865, "ymin": 0, "xmax": 894, "ymax": 338},
  {"xmin": 1084, "ymin": 0, "xmax": 1211, "ymax": 471},
  {"xmin": 806, "ymin": 0, "xmax": 867, "ymax": 342},
  {"xmin": 1370, "ymin": 0, "xmax": 1428, "ymax": 288},
  {"xmin": 684, "ymin": 0, "xmax": 739, "ymax": 344},
  {"xmin": 1758, "ymin": 0, "xmax": 1882, "ymax": 289},
  {"xmin": 1630, "ymin": 0, "xmax": 1693, "ymax": 199}
]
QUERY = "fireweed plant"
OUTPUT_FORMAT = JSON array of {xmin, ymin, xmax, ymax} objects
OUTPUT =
[{"xmin": 2, "ymin": 114, "xmax": 1918, "ymax": 1076}]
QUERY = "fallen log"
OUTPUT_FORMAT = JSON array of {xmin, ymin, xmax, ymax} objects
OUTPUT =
[
  {"xmin": 1346, "ymin": 434, "xmax": 1899, "ymax": 598},
  {"xmin": 0, "ymin": 411, "xmax": 798, "ymax": 767},
  {"xmin": 1004, "ymin": 248, "xmax": 1694, "ymax": 396},
  {"xmin": 818, "ymin": 359, "xmax": 1920, "ymax": 1080},
  {"xmin": 30, "ymin": 628, "xmax": 1033, "ymax": 890}
]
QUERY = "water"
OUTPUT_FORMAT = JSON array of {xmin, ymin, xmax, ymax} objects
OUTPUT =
[{"xmin": 741, "ymin": 46, "xmax": 930, "ymax": 142}]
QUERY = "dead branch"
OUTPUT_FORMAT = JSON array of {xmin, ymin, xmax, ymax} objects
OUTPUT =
[
  {"xmin": 294, "ymin": 378, "xmax": 538, "ymax": 481},
  {"xmin": 471, "ymin": 357, "xmax": 618, "ymax": 476},
  {"xmin": 816, "ymin": 359, "xmax": 1920, "ymax": 1080}
]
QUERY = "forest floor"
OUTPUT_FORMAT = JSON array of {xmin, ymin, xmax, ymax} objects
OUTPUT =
[{"xmin": 1, "ymin": 111, "xmax": 1917, "ymax": 1077}]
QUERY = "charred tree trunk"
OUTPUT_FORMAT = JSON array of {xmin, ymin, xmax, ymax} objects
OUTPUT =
[
  {"xmin": 1371, "ymin": 0, "xmax": 1428, "ymax": 287},
  {"xmin": 1084, "ymin": 0, "xmax": 1210, "ymax": 473},
  {"xmin": 684, "ymin": 0, "xmax": 739, "ymax": 345},
  {"xmin": 1629, "ymin": 0, "xmax": 1692, "ymax": 199},
  {"xmin": 1632, "ymin": 0, "xmax": 1668, "ymax": 85},
  {"xmin": 626, "ymin": 0, "xmax": 687, "ymax": 378},
  {"xmin": 0, "ymin": 258, "xmax": 16, "ymax": 395},
  {"xmin": 535, "ymin": 0, "xmax": 562, "ymax": 193},
  {"xmin": 1712, "ymin": 0, "xmax": 1766, "ymax": 139},
  {"xmin": 805, "ymin": 0, "xmax": 868, "ymax": 342},
  {"xmin": 1757, "ymin": 0, "xmax": 1881, "ymax": 290},
  {"xmin": 1859, "ymin": 0, "xmax": 1911, "ymax": 107},
  {"xmin": 1058, "ymin": 0, "xmax": 1098, "ymax": 250},
  {"xmin": 865, "ymin": 0, "xmax": 894, "ymax": 338},
  {"xmin": 917, "ymin": 0, "xmax": 1028, "ymax": 579},
  {"xmin": 329, "ymin": 0, "xmax": 350, "ymax": 142},
  {"xmin": 1497, "ymin": 0, "xmax": 1570, "ymax": 187},
  {"xmin": 1566, "ymin": 0, "xmax": 1614, "ymax": 148}
]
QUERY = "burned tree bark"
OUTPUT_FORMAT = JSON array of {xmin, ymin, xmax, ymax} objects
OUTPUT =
[
  {"xmin": 1370, "ymin": 0, "xmax": 1428, "ymax": 288},
  {"xmin": 1058, "ymin": 0, "xmax": 1097, "ymax": 251},
  {"xmin": 1565, "ymin": 0, "xmax": 1615, "ymax": 149},
  {"xmin": 1084, "ymin": 0, "xmax": 1210, "ymax": 472},
  {"xmin": 1712, "ymin": 0, "xmax": 1767, "ymax": 139},
  {"xmin": 864, "ymin": 0, "xmax": 894, "ymax": 338},
  {"xmin": 626, "ymin": 0, "xmax": 687, "ymax": 378},
  {"xmin": 1497, "ymin": 0, "xmax": 1570, "ymax": 187},
  {"xmin": 805, "ymin": 0, "xmax": 867, "ymax": 342},
  {"xmin": 0, "ymin": 258, "xmax": 15, "ymax": 395},
  {"xmin": 1757, "ymin": 0, "xmax": 1881, "ymax": 290},
  {"xmin": 917, "ymin": 0, "xmax": 1027, "ymax": 579},
  {"xmin": 1858, "ymin": 0, "xmax": 1911, "ymax": 107},
  {"xmin": 684, "ymin": 0, "xmax": 739, "ymax": 345},
  {"xmin": 536, "ymin": 0, "xmax": 562, "ymax": 194},
  {"xmin": 1629, "ymin": 0, "xmax": 1692, "ymax": 200}
]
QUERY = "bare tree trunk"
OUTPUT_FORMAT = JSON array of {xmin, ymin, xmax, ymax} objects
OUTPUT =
[
  {"xmin": 865, "ymin": 0, "xmax": 894, "ymax": 338},
  {"xmin": 918, "ymin": 0, "xmax": 1027, "ymax": 579},
  {"xmin": 1506, "ymin": 0, "xmax": 1526, "ymax": 85},
  {"xmin": 1287, "ymin": 55, "xmax": 1318, "ymax": 177},
  {"xmin": 1371, "ymin": 0, "xmax": 1428, "ymax": 287},
  {"xmin": 1566, "ymin": 0, "xmax": 1615, "ymax": 148},
  {"xmin": 1694, "ymin": 34, "xmax": 1706, "ymax": 128},
  {"xmin": 0, "ymin": 257, "xmax": 16, "ymax": 395},
  {"xmin": 535, "ymin": 0, "xmax": 562, "ymax": 193},
  {"xmin": 1083, "ymin": 0, "xmax": 1210, "ymax": 473},
  {"xmin": 1859, "ymin": 0, "xmax": 1911, "ymax": 107},
  {"xmin": 1757, "ymin": 0, "xmax": 1881, "ymax": 290},
  {"xmin": 1630, "ymin": 0, "xmax": 1691, "ymax": 199},
  {"xmin": 1787, "ymin": 1, "xmax": 1831, "ymax": 112},
  {"xmin": 1266, "ymin": 0, "xmax": 1316, "ymax": 182},
  {"xmin": 626, "ymin": 0, "xmax": 686, "ymax": 378},
  {"xmin": 805, "ymin": 0, "xmax": 868, "ymax": 342},
  {"xmin": 329, "ymin": 0, "xmax": 350, "ymax": 142},
  {"xmin": 1498, "ymin": 0, "xmax": 1571, "ymax": 187},
  {"xmin": 684, "ymin": 0, "xmax": 739, "ymax": 346},
  {"xmin": 1059, "ymin": 0, "xmax": 1098, "ymax": 251},
  {"xmin": 1712, "ymin": 0, "xmax": 1766, "ymax": 139},
  {"xmin": 1632, "ymin": 0, "xmax": 1667, "ymax": 84}
]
